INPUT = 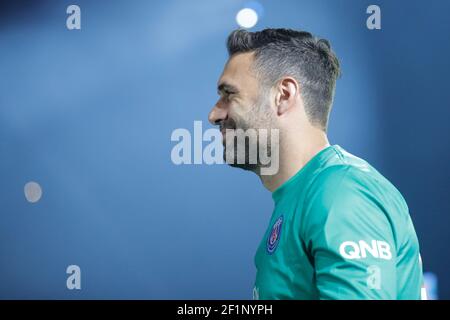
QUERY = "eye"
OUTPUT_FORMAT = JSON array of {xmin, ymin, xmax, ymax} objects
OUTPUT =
[
  {"xmin": 224, "ymin": 90, "xmax": 236, "ymax": 98},
  {"xmin": 218, "ymin": 91, "xmax": 232, "ymax": 101}
]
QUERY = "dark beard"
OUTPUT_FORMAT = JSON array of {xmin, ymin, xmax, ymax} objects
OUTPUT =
[
  {"xmin": 220, "ymin": 97, "xmax": 274, "ymax": 173},
  {"xmin": 224, "ymin": 135, "xmax": 259, "ymax": 172},
  {"xmin": 223, "ymin": 132, "xmax": 272, "ymax": 173}
]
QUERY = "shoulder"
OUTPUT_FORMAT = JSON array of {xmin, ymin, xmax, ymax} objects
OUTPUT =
[
  {"xmin": 305, "ymin": 164, "xmax": 365, "ymax": 206},
  {"xmin": 301, "ymin": 163, "xmax": 391, "ymax": 236}
]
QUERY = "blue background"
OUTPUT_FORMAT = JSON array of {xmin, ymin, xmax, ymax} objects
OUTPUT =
[{"xmin": 0, "ymin": 0, "xmax": 449, "ymax": 299}]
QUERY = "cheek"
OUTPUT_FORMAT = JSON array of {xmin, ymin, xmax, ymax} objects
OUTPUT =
[
  {"xmin": 228, "ymin": 99, "xmax": 244, "ymax": 113},
  {"xmin": 228, "ymin": 104, "xmax": 251, "ymax": 128},
  {"xmin": 233, "ymin": 98, "xmax": 256, "ymax": 116}
]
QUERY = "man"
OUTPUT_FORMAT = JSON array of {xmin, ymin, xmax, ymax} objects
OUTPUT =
[{"xmin": 208, "ymin": 28, "xmax": 424, "ymax": 300}]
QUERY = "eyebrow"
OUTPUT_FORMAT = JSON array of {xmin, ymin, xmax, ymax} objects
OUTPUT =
[{"xmin": 217, "ymin": 82, "xmax": 239, "ymax": 95}]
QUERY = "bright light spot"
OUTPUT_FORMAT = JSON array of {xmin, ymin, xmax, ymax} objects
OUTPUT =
[
  {"xmin": 236, "ymin": 8, "xmax": 258, "ymax": 29},
  {"xmin": 24, "ymin": 181, "xmax": 42, "ymax": 203}
]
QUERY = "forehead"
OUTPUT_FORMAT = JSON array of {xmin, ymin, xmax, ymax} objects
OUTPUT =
[{"xmin": 218, "ymin": 52, "xmax": 258, "ymax": 90}]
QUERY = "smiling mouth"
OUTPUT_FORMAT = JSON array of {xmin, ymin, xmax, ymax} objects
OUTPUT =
[
  {"xmin": 221, "ymin": 127, "xmax": 236, "ymax": 138},
  {"xmin": 221, "ymin": 129, "xmax": 227, "ymax": 143},
  {"xmin": 221, "ymin": 128, "xmax": 234, "ymax": 146}
]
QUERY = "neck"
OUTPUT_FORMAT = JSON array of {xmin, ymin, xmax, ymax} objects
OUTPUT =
[{"xmin": 259, "ymin": 127, "xmax": 330, "ymax": 192}]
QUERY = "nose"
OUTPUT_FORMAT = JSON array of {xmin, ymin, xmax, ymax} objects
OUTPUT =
[{"xmin": 208, "ymin": 101, "xmax": 228, "ymax": 126}]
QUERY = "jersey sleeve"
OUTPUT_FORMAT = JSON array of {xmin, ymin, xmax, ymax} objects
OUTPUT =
[{"xmin": 302, "ymin": 165, "xmax": 398, "ymax": 299}]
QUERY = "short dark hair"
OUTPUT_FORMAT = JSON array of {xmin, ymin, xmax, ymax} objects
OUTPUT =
[{"xmin": 226, "ymin": 28, "xmax": 340, "ymax": 131}]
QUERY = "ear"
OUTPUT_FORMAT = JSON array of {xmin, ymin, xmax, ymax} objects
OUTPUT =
[{"xmin": 274, "ymin": 77, "xmax": 300, "ymax": 116}]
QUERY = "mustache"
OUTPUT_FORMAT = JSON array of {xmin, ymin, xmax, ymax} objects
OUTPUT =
[{"xmin": 219, "ymin": 118, "xmax": 237, "ymax": 132}]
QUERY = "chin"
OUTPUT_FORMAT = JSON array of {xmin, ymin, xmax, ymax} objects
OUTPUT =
[{"xmin": 223, "ymin": 149, "xmax": 259, "ymax": 172}]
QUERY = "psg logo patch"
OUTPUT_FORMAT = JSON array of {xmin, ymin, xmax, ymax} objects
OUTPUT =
[{"xmin": 267, "ymin": 215, "xmax": 283, "ymax": 254}]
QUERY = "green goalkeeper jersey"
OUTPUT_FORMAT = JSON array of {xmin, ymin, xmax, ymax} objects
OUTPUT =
[{"xmin": 253, "ymin": 145, "xmax": 424, "ymax": 300}]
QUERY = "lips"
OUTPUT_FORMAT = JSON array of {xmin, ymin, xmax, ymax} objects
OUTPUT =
[
  {"xmin": 221, "ymin": 128, "xmax": 228, "ymax": 143},
  {"xmin": 220, "ymin": 119, "xmax": 237, "ymax": 143},
  {"xmin": 221, "ymin": 127, "xmax": 235, "ymax": 138},
  {"xmin": 220, "ymin": 127, "xmax": 235, "ymax": 145}
]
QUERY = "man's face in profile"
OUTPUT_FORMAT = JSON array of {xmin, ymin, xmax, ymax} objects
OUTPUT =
[{"xmin": 209, "ymin": 52, "xmax": 277, "ymax": 173}]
